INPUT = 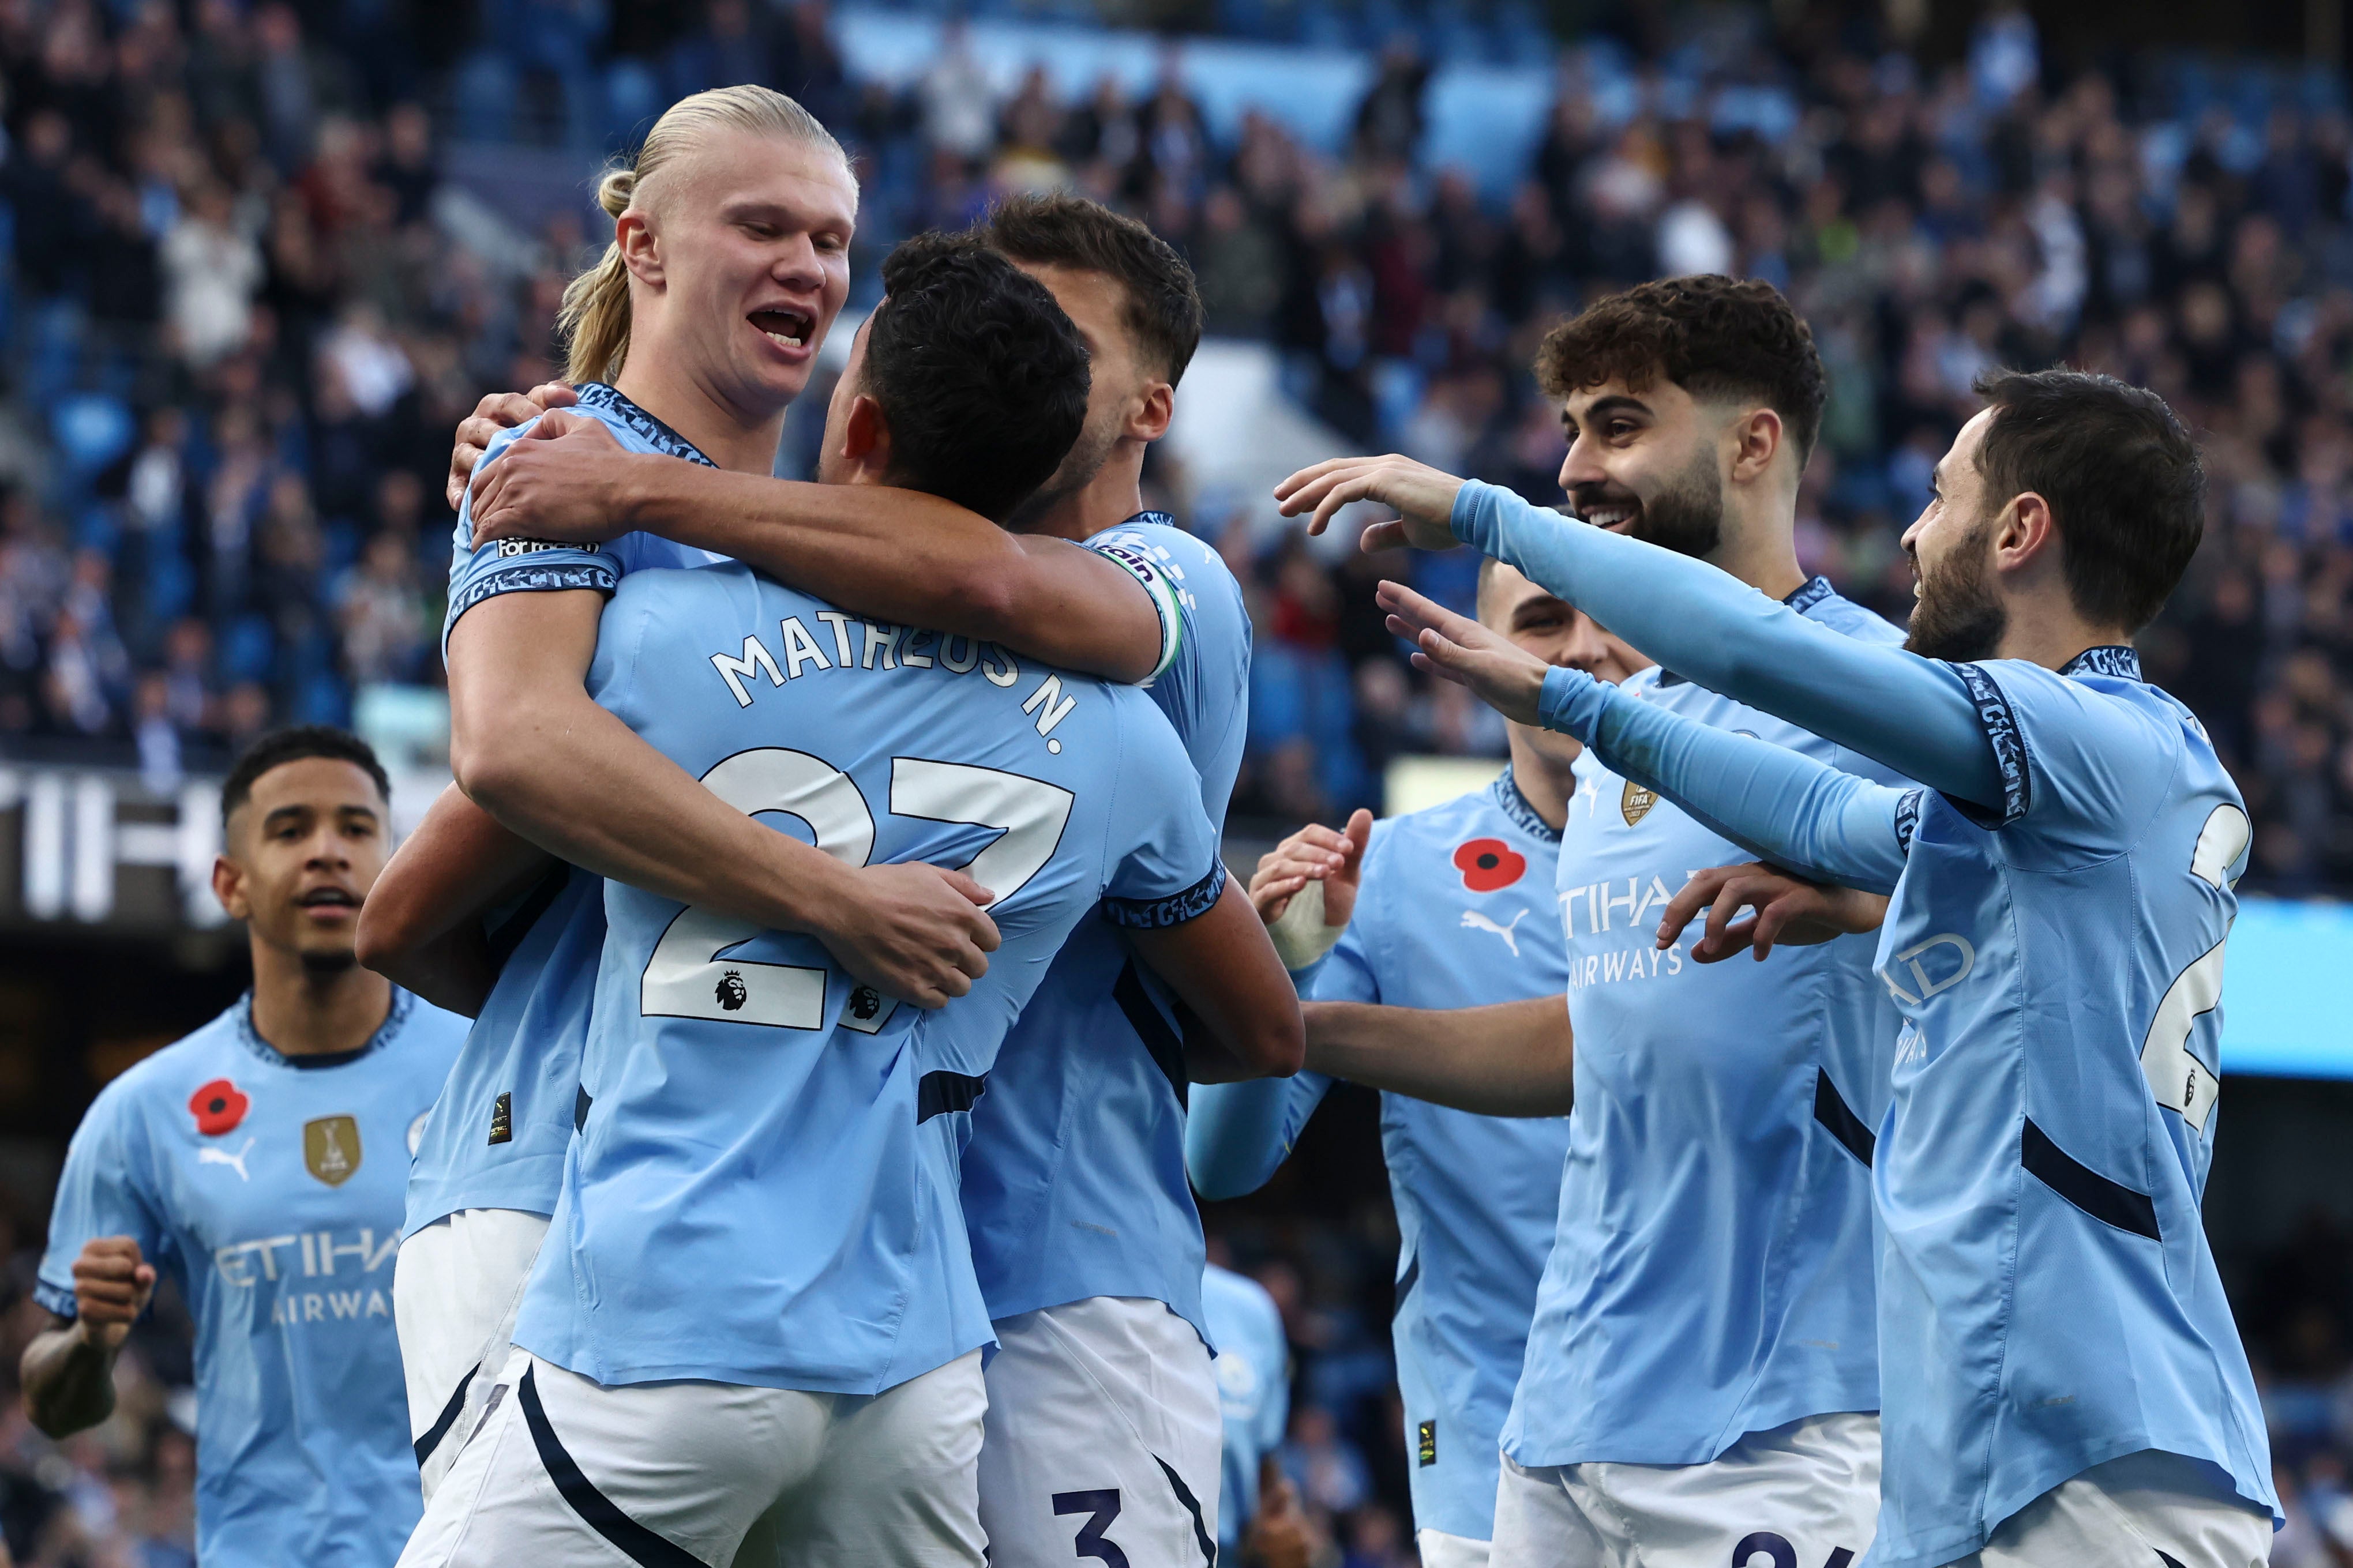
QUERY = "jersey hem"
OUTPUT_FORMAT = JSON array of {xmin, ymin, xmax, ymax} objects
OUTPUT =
[
  {"xmin": 401, "ymin": 1177, "xmax": 562, "ymax": 1240},
  {"xmin": 1502, "ymin": 1393, "xmax": 1882, "ymax": 1469},
  {"xmin": 982, "ymin": 1285, "xmax": 1211, "ymax": 1350},
  {"xmin": 33, "ymin": 1279, "xmax": 74, "ymax": 1318}
]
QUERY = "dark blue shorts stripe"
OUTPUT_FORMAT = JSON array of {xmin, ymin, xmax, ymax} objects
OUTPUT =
[
  {"xmin": 517, "ymin": 1364, "xmax": 709, "ymax": 1568},
  {"xmin": 414, "ymin": 1362, "xmax": 478, "ymax": 1469}
]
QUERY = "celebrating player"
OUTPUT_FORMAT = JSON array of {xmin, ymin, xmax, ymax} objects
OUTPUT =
[
  {"xmin": 1264, "ymin": 278, "xmax": 1906, "ymax": 1568},
  {"xmin": 399, "ymin": 234, "xmax": 1298, "ymax": 1568},
  {"xmin": 23, "ymin": 728, "xmax": 467, "ymax": 1567},
  {"xmin": 1187, "ymin": 559, "xmax": 1639, "ymax": 1567},
  {"xmin": 443, "ymin": 193, "xmax": 1266, "ymax": 1565},
  {"xmin": 1321, "ymin": 367, "xmax": 2279, "ymax": 1568}
]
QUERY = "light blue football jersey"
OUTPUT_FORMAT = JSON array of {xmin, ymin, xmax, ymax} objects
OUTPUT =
[
  {"xmin": 1505, "ymin": 579, "xmax": 1909, "ymax": 1471},
  {"xmin": 509, "ymin": 559, "xmax": 1226, "ymax": 1394},
  {"xmin": 410, "ymin": 383, "xmax": 726, "ymax": 1238},
  {"xmin": 1866, "ymin": 649, "xmax": 2277, "ymax": 1567},
  {"xmin": 1191, "ymin": 771, "xmax": 1570, "ymax": 1541},
  {"xmin": 37, "ymin": 992, "xmax": 467, "ymax": 1568},
  {"xmin": 1202, "ymin": 1262, "xmax": 1289, "ymax": 1555},
  {"xmin": 960, "ymin": 516, "xmax": 1251, "ymax": 1341}
]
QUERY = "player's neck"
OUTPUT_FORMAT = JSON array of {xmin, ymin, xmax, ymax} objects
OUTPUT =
[
  {"xmin": 1703, "ymin": 492, "xmax": 1807, "ymax": 603},
  {"xmin": 1994, "ymin": 591, "xmax": 2133, "ymax": 672},
  {"xmin": 1016, "ymin": 443, "xmax": 1148, "ymax": 543},
  {"xmin": 610, "ymin": 363, "xmax": 788, "ymax": 476},
  {"xmin": 1504, "ymin": 728, "xmax": 1575, "ymax": 831},
  {"xmin": 247, "ymin": 944, "xmax": 392, "ymax": 1059}
]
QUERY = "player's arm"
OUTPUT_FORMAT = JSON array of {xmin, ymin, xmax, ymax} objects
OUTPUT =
[
  {"xmin": 1123, "ymin": 878, "xmax": 1305, "ymax": 1082},
  {"xmin": 448, "ymin": 588, "xmax": 998, "ymax": 1007},
  {"xmin": 1301, "ymin": 995, "xmax": 1573, "ymax": 1116},
  {"xmin": 1386, "ymin": 582, "xmax": 1916, "ymax": 894},
  {"xmin": 466, "ymin": 413, "xmax": 1169, "ymax": 682},
  {"xmin": 22, "ymin": 1236, "xmax": 155, "ymax": 1438},
  {"xmin": 356, "ymin": 784, "xmax": 553, "ymax": 1016},
  {"xmin": 1278, "ymin": 459, "xmax": 2005, "ymax": 809}
]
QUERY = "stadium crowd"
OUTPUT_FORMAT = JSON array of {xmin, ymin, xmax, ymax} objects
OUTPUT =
[{"xmin": 1, "ymin": 1, "xmax": 2352, "ymax": 1564}]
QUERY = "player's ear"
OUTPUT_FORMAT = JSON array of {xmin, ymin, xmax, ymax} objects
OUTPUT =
[
  {"xmin": 1127, "ymin": 380, "xmax": 1174, "ymax": 443},
  {"xmin": 211, "ymin": 852, "xmax": 252, "ymax": 924},
  {"xmin": 841, "ymin": 394, "xmax": 890, "ymax": 473},
  {"xmin": 1994, "ymin": 491, "xmax": 2056, "ymax": 576},
  {"xmin": 1729, "ymin": 407, "xmax": 1782, "ymax": 485},
  {"xmin": 616, "ymin": 209, "xmax": 662, "ymax": 287}
]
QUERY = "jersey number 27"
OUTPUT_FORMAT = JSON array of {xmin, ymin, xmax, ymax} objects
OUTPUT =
[{"xmin": 641, "ymin": 747, "xmax": 1074, "ymax": 1032}]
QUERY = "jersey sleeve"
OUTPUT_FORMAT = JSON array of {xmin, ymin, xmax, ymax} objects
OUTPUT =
[
  {"xmin": 1100, "ymin": 705, "xmax": 1229, "ymax": 927},
  {"xmin": 1959, "ymin": 659, "xmax": 2179, "ymax": 853},
  {"xmin": 1086, "ymin": 528, "xmax": 1187, "ymax": 682},
  {"xmin": 442, "ymin": 420, "xmax": 622, "ymax": 655},
  {"xmin": 1187, "ymin": 1073, "xmax": 1335, "ymax": 1199},
  {"xmin": 1451, "ymin": 480, "xmax": 2006, "ymax": 810},
  {"xmin": 1544, "ymin": 665, "xmax": 1916, "ymax": 894},
  {"xmin": 35, "ymin": 1082, "xmax": 168, "ymax": 1320}
]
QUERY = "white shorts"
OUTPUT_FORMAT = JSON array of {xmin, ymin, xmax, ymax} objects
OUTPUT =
[
  {"xmin": 979, "ymin": 1296, "xmax": 1223, "ymax": 1568},
  {"xmin": 1492, "ymin": 1412, "xmax": 1881, "ymax": 1568},
  {"xmin": 1942, "ymin": 1448, "xmax": 2271, "ymax": 1568},
  {"xmin": 394, "ymin": 1207, "xmax": 551, "ymax": 1499},
  {"xmin": 1418, "ymin": 1527, "xmax": 1493, "ymax": 1568},
  {"xmin": 397, "ymin": 1348, "xmax": 988, "ymax": 1568}
]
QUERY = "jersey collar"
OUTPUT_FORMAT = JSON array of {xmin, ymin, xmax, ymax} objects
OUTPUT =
[
  {"xmin": 1491, "ymin": 765, "xmax": 1562, "ymax": 844},
  {"xmin": 234, "ymin": 987, "xmax": 415, "ymax": 1070},
  {"xmin": 572, "ymin": 383, "xmax": 718, "ymax": 469},
  {"xmin": 2059, "ymin": 645, "xmax": 2142, "ymax": 682},
  {"xmin": 1658, "ymin": 576, "xmax": 1839, "ymax": 689}
]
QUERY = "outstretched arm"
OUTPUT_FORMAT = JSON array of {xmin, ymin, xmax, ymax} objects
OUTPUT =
[
  {"xmin": 1187, "ymin": 1073, "xmax": 1333, "ymax": 1199},
  {"xmin": 356, "ymin": 784, "xmax": 553, "ymax": 1016},
  {"xmin": 1382, "ymin": 582, "xmax": 1914, "ymax": 894},
  {"xmin": 1275, "ymin": 457, "xmax": 2002, "ymax": 810},
  {"xmin": 1303, "ymin": 996, "xmax": 1573, "ymax": 1116},
  {"xmin": 465, "ymin": 414, "xmax": 1171, "ymax": 682}
]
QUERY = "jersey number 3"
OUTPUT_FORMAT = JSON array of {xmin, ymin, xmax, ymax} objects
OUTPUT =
[
  {"xmin": 640, "ymin": 747, "xmax": 1074, "ymax": 1031},
  {"xmin": 2138, "ymin": 803, "xmax": 2250, "ymax": 1135}
]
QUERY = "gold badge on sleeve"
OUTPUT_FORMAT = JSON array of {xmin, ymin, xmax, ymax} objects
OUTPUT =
[
  {"xmin": 1621, "ymin": 781, "xmax": 1658, "ymax": 826},
  {"xmin": 303, "ymin": 1115, "xmax": 362, "ymax": 1187}
]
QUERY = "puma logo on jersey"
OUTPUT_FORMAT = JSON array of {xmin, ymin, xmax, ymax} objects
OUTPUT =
[
  {"xmin": 1460, "ymin": 908, "xmax": 1529, "ymax": 957},
  {"xmin": 197, "ymin": 1137, "xmax": 255, "ymax": 1182}
]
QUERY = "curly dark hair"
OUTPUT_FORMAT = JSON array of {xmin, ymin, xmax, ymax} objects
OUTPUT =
[
  {"xmin": 221, "ymin": 725, "xmax": 389, "ymax": 825},
  {"xmin": 868, "ymin": 233, "xmax": 1091, "ymax": 524},
  {"xmin": 980, "ymin": 192, "xmax": 1204, "ymax": 386},
  {"xmin": 1534, "ymin": 276, "xmax": 1826, "ymax": 461},
  {"xmin": 1971, "ymin": 367, "xmax": 2204, "ymax": 635}
]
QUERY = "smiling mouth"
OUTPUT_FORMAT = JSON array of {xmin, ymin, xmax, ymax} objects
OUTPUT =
[
  {"xmin": 297, "ymin": 888, "xmax": 358, "ymax": 911},
  {"xmin": 749, "ymin": 308, "xmax": 813, "ymax": 351},
  {"xmin": 1579, "ymin": 499, "xmax": 1639, "ymax": 532}
]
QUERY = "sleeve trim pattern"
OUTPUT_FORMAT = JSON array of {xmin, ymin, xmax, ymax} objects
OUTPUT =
[
  {"xmin": 1893, "ymin": 788, "xmax": 1924, "ymax": 853},
  {"xmin": 1103, "ymin": 860, "xmax": 1228, "ymax": 929},
  {"xmin": 33, "ymin": 1280, "xmax": 75, "ymax": 1319},
  {"xmin": 1950, "ymin": 662, "xmax": 2032, "ymax": 829},
  {"xmin": 572, "ymin": 382, "xmax": 718, "ymax": 468},
  {"xmin": 1088, "ymin": 527, "xmax": 1187, "ymax": 682},
  {"xmin": 1782, "ymin": 575, "xmax": 1837, "ymax": 614},
  {"xmin": 445, "ymin": 559, "xmax": 621, "ymax": 638}
]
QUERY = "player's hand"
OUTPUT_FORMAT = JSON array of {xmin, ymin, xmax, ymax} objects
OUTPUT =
[
  {"xmin": 1250, "ymin": 810, "xmax": 1372, "ymax": 928},
  {"xmin": 70, "ymin": 1238, "xmax": 155, "ymax": 1351},
  {"xmin": 816, "ymin": 863, "xmax": 1002, "ymax": 1009},
  {"xmin": 468, "ymin": 412, "xmax": 648, "ymax": 546},
  {"xmin": 1273, "ymin": 454, "xmax": 1465, "ymax": 550},
  {"xmin": 1656, "ymin": 862, "xmax": 1891, "ymax": 964},
  {"xmin": 1243, "ymin": 1460, "xmax": 1315, "ymax": 1568},
  {"xmin": 1376, "ymin": 580, "xmax": 1547, "ymax": 726},
  {"xmin": 448, "ymin": 381, "xmax": 577, "ymax": 510}
]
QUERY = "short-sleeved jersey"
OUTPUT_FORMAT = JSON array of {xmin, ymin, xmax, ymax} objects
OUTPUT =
[
  {"xmin": 1256, "ymin": 773, "xmax": 1570, "ymax": 1541},
  {"xmin": 510, "ymin": 561, "xmax": 1226, "ymax": 1395},
  {"xmin": 404, "ymin": 867, "xmax": 600, "ymax": 1235},
  {"xmin": 440, "ymin": 381, "xmax": 726, "ymax": 652},
  {"xmin": 1202, "ymin": 1263, "xmax": 1289, "ymax": 1555},
  {"xmin": 37, "ymin": 992, "xmax": 467, "ymax": 1568},
  {"xmin": 1866, "ymin": 648, "xmax": 2277, "ymax": 1568},
  {"xmin": 1507, "ymin": 581, "xmax": 1909, "ymax": 1469},
  {"xmin": 960, "ymin": 516, "xmax": 1251, "ymax": 1340},
  {"xmin": 414, "ymin": 381, "xmax": 726, "ymax": 1234}
]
